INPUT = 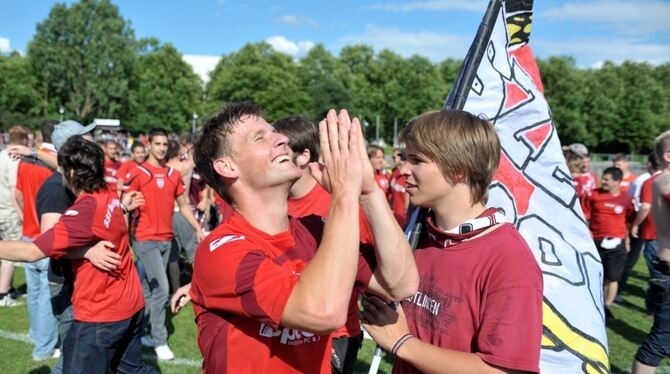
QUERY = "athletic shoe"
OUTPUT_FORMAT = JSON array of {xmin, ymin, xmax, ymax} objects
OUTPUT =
[
  {"xmin": 155, "ymin": 345, "xmax": 175, "ymax": 361},
  {"xmin": 141, "ymin": 335, "xmax": 155, "ymax": 348},
  {"xmin": 33, "ymin": 349, "xmax": 61, "ymax": 361},
  {"xmin": 0, "ymin": 294, "xmax": 22, "ymax": 307}
]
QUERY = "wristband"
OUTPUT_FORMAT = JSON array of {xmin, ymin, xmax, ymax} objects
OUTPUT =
[
  {"xmin": 120, "ymin": 203, "xmax": 129, "ymax": 214},
  {"xmin": 391, "ymin": 333, "xmax": 414, "ymax": 356}
]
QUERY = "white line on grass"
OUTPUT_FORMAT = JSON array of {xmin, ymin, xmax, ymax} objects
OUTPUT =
[{"xmin": 0, "ymin": 328, "xmax": 201, "ymax": 367}]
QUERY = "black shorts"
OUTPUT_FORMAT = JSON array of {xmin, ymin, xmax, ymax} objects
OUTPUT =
[{"xmin": 595, "ymin": 239, "xmax": 627, "ymax": 282}]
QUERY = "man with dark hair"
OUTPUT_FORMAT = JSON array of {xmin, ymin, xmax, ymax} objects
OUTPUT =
[
  {"xmin": 103, "ymin": 139, "xmax": 121, "ymax": 190},
  {"xmin": 584, "ymin": 166, "xmax": 634, "ymax": 315},
  {"xmin": 123, "ymin": 127, "xmax": 203, "ymax": 360},
  {"xmin": 116, "ymin": 142, "xmax": 146, "ymax": 193},
  {"xmin": 361, "ymin": 109, "xmax": 543, "ymax": 373},
  {"xmin": 613, "ymin": 153, "xmax": 637, "ymax": 194},
  {"xmin": 189, "ymin": 103, "xmax": 418, "ymax": 373},
  {"xmin": 389, "ymin": 148, "xmax": 409, "ymax": 226},
  {"xmin": 0, "ymin": 136, "xmax": 155, "ymax": 373}
]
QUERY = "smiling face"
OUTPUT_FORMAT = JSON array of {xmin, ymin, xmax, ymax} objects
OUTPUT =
[
  {"xmin": 228, "ymin": 115, "xmax": 301, "ymax": 190},
  {"xmin": 369, "ymin": 149, "xmax": 386, "ymax": 172}
]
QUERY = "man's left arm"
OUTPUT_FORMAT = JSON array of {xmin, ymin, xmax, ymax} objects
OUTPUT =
[
  {"xmin": 0, "ymin": 240, "xmax": 45, "ymax": 262},
  {"xmin": 176, "ymin": 194, "xmax": 203, "ymax": 242}
]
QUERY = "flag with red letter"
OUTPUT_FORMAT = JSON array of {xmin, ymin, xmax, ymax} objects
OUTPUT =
[{"xmin": 445, "ymin": 0, "xmax": 609, "ymax": 372}]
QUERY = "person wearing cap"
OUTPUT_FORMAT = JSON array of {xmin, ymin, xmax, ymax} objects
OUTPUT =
[{"xmin": 563, "ymin": 143, "xmax": 598, "ymax": 214}]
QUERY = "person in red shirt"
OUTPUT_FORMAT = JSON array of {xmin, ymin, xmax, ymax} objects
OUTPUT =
[
  {"xmin": 614, "ymin": 153, "xmax": 637, "ymax": 194},
  {"xmin": 115, "ymin": 142, "xmax": 146, "ymax": 193},
  {"xmin": 361, "ymin": 109, "xmax": 543, "ymax": 374},
  {"xmin": 189, "ymin": 103, "xmax": 419, "ymax": 373},
  {"xmin": 122, "ymin": 128, "xmax": 202, "ymax": 361},
  {"xmin": 0, "ymin": 136, "xmax": 156, "ymax": 373},
  {"xmin": 389, "ymin": 148, "xmax": 409, "ymax": 227},
  {"xmin": 367, "ymin": 145, "xmax": 390, "ymax": 196},
  {"xmin": 583, "ymin": 167, "xmax": 635, "ymax": 313},
  {"xmin": 103, "ymin": 139, "xmax": 121, "ymax": 189}
]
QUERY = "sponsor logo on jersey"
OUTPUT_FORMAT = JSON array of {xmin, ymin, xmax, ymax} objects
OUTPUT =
[
  {"xmin": 258, "ymin": 323, "xmax": 320, "ymax": 345},
  {"xmin": 156, "ymin": 177, "xmax": 165, "ymax": 189},
  {"xmin": 64, "ymin": 210, "xmax": 79, "ymax": 216},
  {"xmin": 104, "ymin": 199, "xmax": 121, "ymax": 228},
  {"xmin": 209, "ymin": 235, "xmax": 246, "ymax": 252}
]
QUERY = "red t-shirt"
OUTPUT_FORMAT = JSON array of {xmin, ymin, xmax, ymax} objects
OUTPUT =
[
  {"xmin": 620, "ymin": 173, "xmax": 637, "ymax": 194},
  {"xmin": 584, "ymin": 188, "xmax": 634, "ymax": 240},
  {"xmin": 190, "ymin": 212, "xmax": 375, "ymax": 374},
  {"xmin": 116, "ymin": 160, "xmax": 139, "ymax": 186},
  {"xmin": 287, "ymin": 182, "xmax": 373, "ymax": 339},
  {"xmin": 104, "ymin": 159, "xmax": 121, "ymax": 188},
  {"xmin": 34, "ymin": 189, "xmax": 144, "ymax": 322},
  {"xmin": 374, "ymin": 171, "xmax": 390, "ymax": 195},
  {"xmin": 639, "ymin": 176, "xmax": 657, "ymax": 240},
  {"xmin": 394, "ymin": 222, "xmax": 542, "ymax": 373},
  {"xmin": 17, "ymin": 158, "xmax": 53, "ymax": 238},
  {"xmin": 124, "ymin": 162, "xmax": 185, "ymax": 241},
  {"xmin": 389, "ymin": 173, "xmax": 408, "ymax": 227}
]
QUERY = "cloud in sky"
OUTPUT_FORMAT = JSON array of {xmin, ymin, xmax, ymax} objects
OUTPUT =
[
  {"xmin": 534, "ymin": 37, "xmax": 670, "ymax": 67},
  {"xmin": 540, "ymin": 1, "xmax": 670, "ymax": 36},
  {"xmin": 367, "ymin": 0, "xmax": 486, "ymax": 12},
  {"xmin": 338, "ymin": 25, "xmax": 471, "ymax": 61},
  {"xmin": 275, "ymin": 14, "xmax": 319, "ymax": 28},
  {"xmin": 266, "ymin": 35, "xmax": 315, "ymax": 58},
  {"xmin": 0, "ymin": 37, "xmax": 10, "ymax": 53},
  {"xmin": 183, "ymin": 54, "xmax": 221, "ymax": 84}
]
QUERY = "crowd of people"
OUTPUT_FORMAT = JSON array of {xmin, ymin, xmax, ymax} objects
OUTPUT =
[{"xmin": 0, "ymin": 105, "xmax": 666, "ymax": 373}]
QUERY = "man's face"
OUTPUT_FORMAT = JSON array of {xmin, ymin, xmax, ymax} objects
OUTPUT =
[
  {"xmin": 580, "ymin": 156, "xmax": 591, "ymax": 173},
  {"xmin": 601, "ymin": 173, "xmax": 620, "ymax": 192},
  {"xmin": 228, "ymin": 115, "xmax": 300, "ymax": 190},
  {"xmin": 132, "ymin": 145, "xmax": 146, "ymax": 163},
  {"xmin": 400, "ymin": 148, "xmax": 454, "ymax": 209},
  {"xmin": 105, "ymin": 143, "xmax": 118, "ymax": 160},
  {"xmin": 614, "ymin": 160, "xmax": 628, "ymax": 173},
  {"xmin": 148, "ymin": 135, "xmax": 168, "ymax": 162},
  {"xmin": 369, "ymin": 149, "xmax": 386, "ymax": 171}
]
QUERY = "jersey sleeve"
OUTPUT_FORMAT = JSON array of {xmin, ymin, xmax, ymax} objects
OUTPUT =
[
  {"xmin": 475, "ymin": 247, "xmax": 543, "ymax": 372},
  {"xmin": 192, "ymin": 240, "xmax": 300, "ymax": 330},
  {"xmin": 641, "ymin": 179, "xmax": 653, "ymax": 205},
  {"xmin": 123, "ymin": 168, "xmax": 141, "ymax": 192},
  {"xmin": 172, "ymin": 169, "xmax": 186, "ymax": 197},
  {"xmin": 33, "ymin": 196, "xmax": 98, "ymax": 259}
]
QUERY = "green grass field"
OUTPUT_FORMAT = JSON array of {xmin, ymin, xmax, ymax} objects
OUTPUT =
[{"xmin": 0, "ymin": 258, "xmax": 664, "ymax": 374}]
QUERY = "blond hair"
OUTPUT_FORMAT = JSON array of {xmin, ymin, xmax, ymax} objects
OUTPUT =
[{"xmin": 399, "ymin": 109, "xmax": 500, "ymax": 204}]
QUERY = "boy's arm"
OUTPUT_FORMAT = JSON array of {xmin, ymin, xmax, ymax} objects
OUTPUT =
[
  {"xmin": 0, "ymin": 240, "xmax": 45, "ymax": 262},
  {"xmin": 176, "ymin": 194, "xmax": 204, "ymax": 242}
]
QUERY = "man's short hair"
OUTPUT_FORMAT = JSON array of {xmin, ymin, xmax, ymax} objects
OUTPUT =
[
  {"xmin": 8, "ymin": 126, "xmax": 29, "ymax": 145},
  {"xmin": 273, "ymin": 116, "xmax": 319, "ymax": 163},
  {"xmin": 654, "ymin": 130, "xmax": 670, "ymax": 167},
  {"xmin": 602, "ymin": 166, "xmax": 623, "ymax": 182},
  {"xmin": 41, "ymin": 120, "xmax": 58, "ymax": 144},
  {"xmin": 58, "ymin": 136, "xmax": 107, "ymax": 193},
  {"xmin": 130, "ymin": 142, "xmax": 145, "ymax": 152},
  {"xmin": 105, "ymin": 139, "xmax": 118, "ymax": 147},
  {"xmin": 148, "ymin": 128, "xmax": 168, "ymax": 143},
  {"xmin": 193, "ymin": 102, "xmax": 265, "ymax": 204},
  {"xmin": 166, "ymin": 139, "xmax": 181, "ymax": 161},
  {"xmin": 563, "ymin": 149, "xmax": 584, "ymax": 174},
  {"xmin": 367, "ymin": 145, "xmax": 384, "ymax": 159},
  {"xmin": 399, "ymin": 109, "xmax": 500, "ymax": 205},
  {"xmin": 612, "ymin": 153, "xmax": 629, "ymax": 163}
]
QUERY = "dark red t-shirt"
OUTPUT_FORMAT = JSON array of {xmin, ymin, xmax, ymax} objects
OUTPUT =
[
  {"xmin": 640, "ymin": 176, "xmax": 657, "ymax": 240},
  {"xmin": 17, "ymin": 158, "xmax": 53, "ymax": 238},
  {"xmin": 124, "ymin": 162, "xmax": 185, "ymax": 241},
  {"xmin": 34, "ymin": 189, "xmax": 144, "ymax": 322},
  {"xmin": 104, "ymin": 159, "xmax": 122, "ymax": 188},
  {"xmin": 584, "ymin": 188, "xmax": 634, "ymax": 240},
  {"xmin": 394, "ymin": 223, "xmax": 543, "ymax": 373},
  {"xmin": 190, "ymin": 212, "xmax": 375, "ymax": 374}
]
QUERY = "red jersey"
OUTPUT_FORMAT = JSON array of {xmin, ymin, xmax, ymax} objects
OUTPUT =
[
  {"xmin": 34, "ymin": 189, "xmax": 144, "ymax": 322},
  {"xmin": 124, "ymin": 162, "xmax": 185, "ymax": 241},
  {"xmin": 287, "ymin": 182, "xmax": 372, "ymax": 339},
  {"xmin": 17, "ymin": 158, "xmax": 53, "ymax": 238},
  {"xmin": 620, "ymin": 173, "xmax": 637, "ymax": 194},
  {"xmin": 214, "ymin": 193, "xmax": 235, "ymax": 223},
  {"xmin": 639, "ymin": 175, "xmax": 657, "ymax": 240},
  {"xmin": 389, "ymin": 173, "xmax": 408, "ymax": 227},
  {"xmin": 394, "ymin": 222, "xmax": 542, "ymax": 373},
  {"xmin": 104, "ymin": 159, "xmax": 122, "ymax": 188},
  {"xmin": 584, "ymin": 188, "xmax": 634, "ymax": 240},
  {"xmin": 116, "ymin": 160, "xmax": 140, "ymax": 186},
  {"xmin": 190, "ymin": 212, "xmax": 375, "ymax": 374},
  {"xmin": 574, "ymin": 172, "xmax": 597, "ymax": 198},
  {"xmin": 374, "ymin": 171, "xmax": 390, "ymax": 195}
]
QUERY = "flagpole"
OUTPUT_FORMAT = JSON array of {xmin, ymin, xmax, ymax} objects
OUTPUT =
[{"xmin": 367, "ymin": 1, "xmax": 503, "ymax": 373}]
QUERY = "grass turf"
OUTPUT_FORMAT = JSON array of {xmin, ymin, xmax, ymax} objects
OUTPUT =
[{"xmin": 0, "ymin": 258, "xmax": 665, "ymax": 373}]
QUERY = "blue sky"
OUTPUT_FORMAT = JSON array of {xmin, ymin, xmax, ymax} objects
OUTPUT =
[{"xmin": 1, "ymin": 0, "xmax": 669, "ymax": 81}]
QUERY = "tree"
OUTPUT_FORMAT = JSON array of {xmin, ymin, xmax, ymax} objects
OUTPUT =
[
  {"xmin": 27, "ymin": 0, "xmax": 136, "ymax": 123},
  {"xmin": 206, "ymin": 43, "xmax": 311, "ymax": 121},
  {"xmin": 0, "ymin": 52, "xmax": 41, "ymax": 129},
  {"xmin": 338, "ymin": 45, "xmax": 385, "ymax": 132},
  {"xmin": 127, "ymin": 39, "xmax": 203, "ymax": 133}
]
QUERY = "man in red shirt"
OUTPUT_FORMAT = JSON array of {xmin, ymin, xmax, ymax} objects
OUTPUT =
[
  {"xmin": 103, "ymin": 139, "xmax": 121, "ymax": 190},
  {"xmin": 123, "ymin": 128, "xmax": 203, "ymax": 361},
  {"xmin": 389, "ymin": 148, "xmax": 409, "ymax": 227},
  {"xmin": 190, "ymin": 103, "xmax": 419, "ymax": 373},
  {"xmin": 115, "ymin": 142, "xmax": 146, "ymax": 193},
  {"xmin": 0, "ymin": 136, "xmax": 156, "ymax": 373},
  {"xmin": 634, "ymin": 130, "xmax": 670, "ymax": 373},
  {"xmin": 614, "ymin": 153, "xmax": 637, "ymax": 194},
  {"xmin": 583, "ymin": 166, "xmax": 634, "ymax": 314},
  {"xmin": 361, "ymin": 109, "xmax": 542, "ymax": 373},
  {"xmin": 367, "ymin": 145, "xmax": 390, "ymax": 196}
]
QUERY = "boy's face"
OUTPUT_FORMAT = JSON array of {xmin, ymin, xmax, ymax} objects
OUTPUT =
[
  {"xmin": 148, "ymin": 135, "xmax": 168, "ymax": 162},
  {"xmin": 401, "ymin": 149, "xmax": 454, "ymax": 209},
  {"xmin": 369, "ymin": 149, "xmax": 386, "ymax": 171},
  {"xmin": 132, "ymin": 146, "xmax": 146, "ymax": 163}
]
